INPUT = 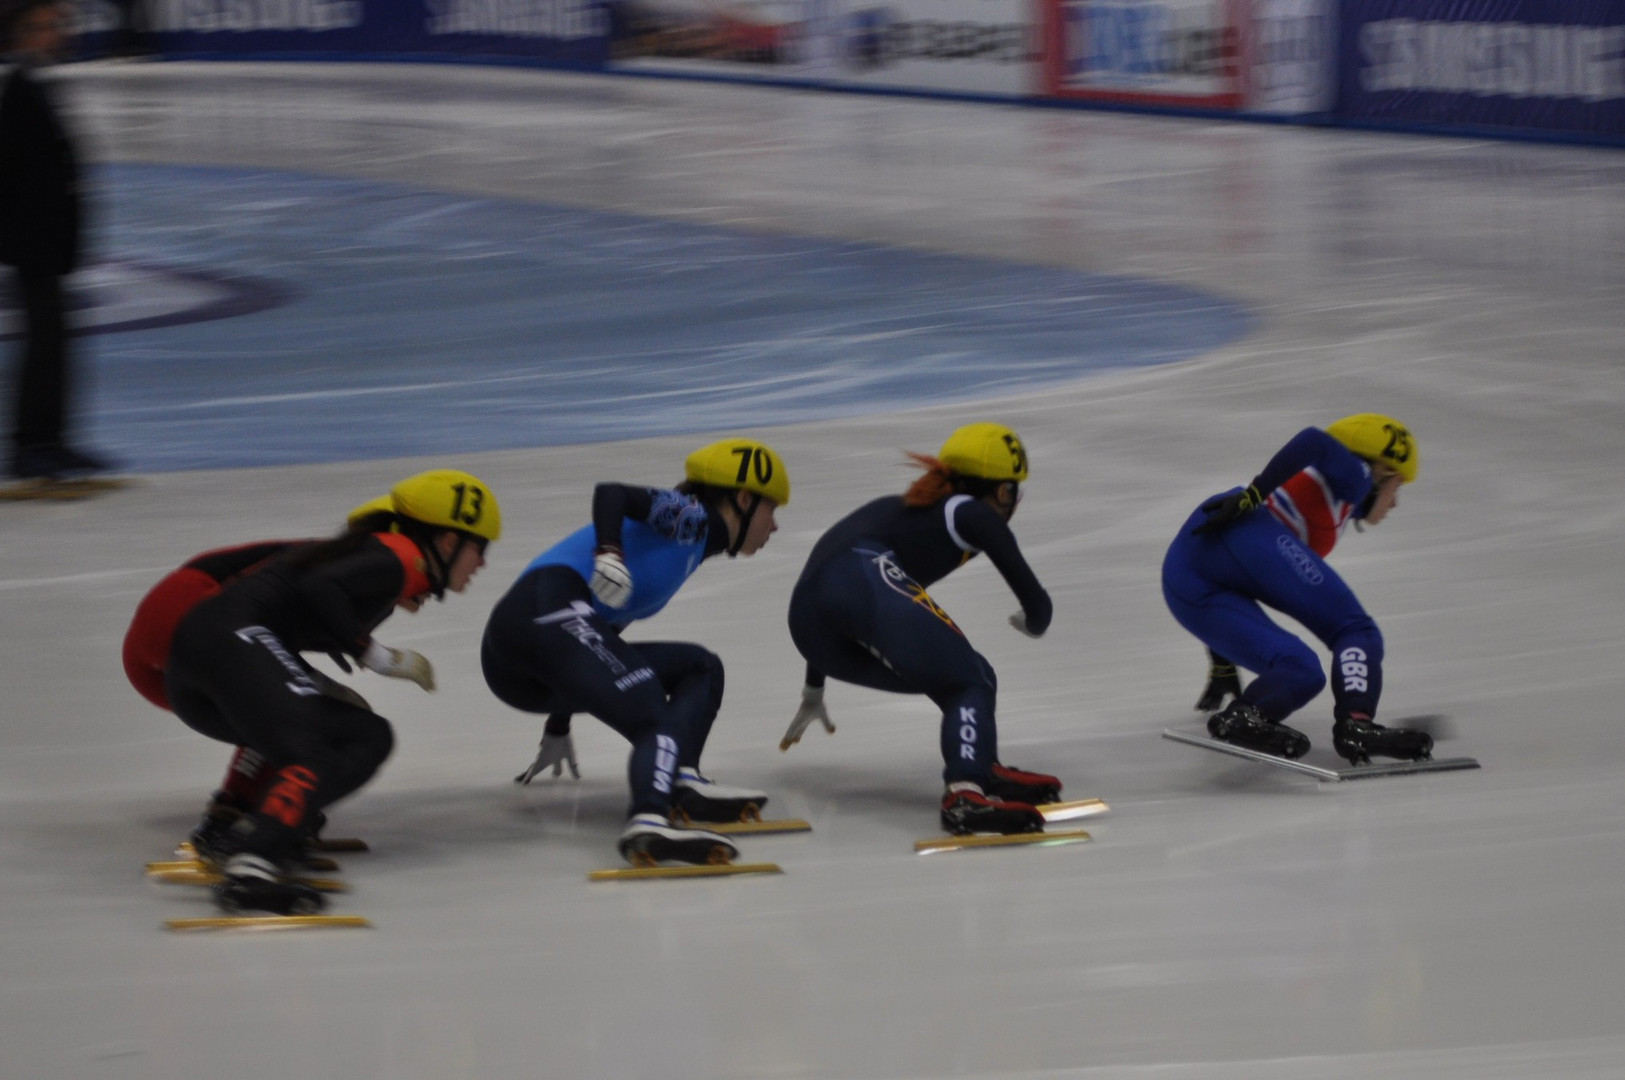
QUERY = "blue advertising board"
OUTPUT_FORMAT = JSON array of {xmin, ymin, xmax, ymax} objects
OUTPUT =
[{"xmin": 1339, "ymin": 0, "xmax": 1625, "ymax": 140}]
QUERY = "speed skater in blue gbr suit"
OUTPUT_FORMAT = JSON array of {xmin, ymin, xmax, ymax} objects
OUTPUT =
[
  {"xmin": 782, "ymin": 423, "xmax": 1063, "ymax": 837},
  {"xmin": 1161, "ymin": 413, "xmax": 1434, "ymax": 765},
  {"xmin": 481, "ymin": 438, "xmax": 788, "ymax": 867}
]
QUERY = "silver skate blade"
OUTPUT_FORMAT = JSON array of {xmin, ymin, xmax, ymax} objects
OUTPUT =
[
  {"xmin": 1163, "ymin": 729, "xmax": 1480, "ymax": 782},
  {"xmin": 1332, "ymin": 756, "xmax": 1480, "ymax": 780},
  {"xmin": 1162, "ymin": 729, "xmax": 1342, "ymax": 779}
]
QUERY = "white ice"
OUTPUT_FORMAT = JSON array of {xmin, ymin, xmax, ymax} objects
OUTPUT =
[{"xmin": 3, "ymin": 63, "xmax": 1624, "ymax": 1079}]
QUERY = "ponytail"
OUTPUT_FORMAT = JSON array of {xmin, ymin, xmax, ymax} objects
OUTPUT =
[{"xmin": 902, "ymin": 453, "xmax": 957, "ymax": 507}]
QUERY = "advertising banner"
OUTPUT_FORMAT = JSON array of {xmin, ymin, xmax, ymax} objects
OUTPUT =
[
  {"xmin": 606, "ymin": 0, "xmax": 817, "ymax": 78},
  {"xmin": 1247, "ymin": 0, "xmax": 1334, "ymax": 115},
  {"xmin": 1340, "ymin": 0, "xmax": 1625, "ymax": 138},
  {"xmin": 140, "ymin": 0, "xmax": 609, "ymax": 65},
  {"xmin": 819, "ymin": 0, "xmax": 1039, "ymax": 96},
  {"xmin": 1041, "ymin": 0, "xmax": 1247, "ymax": 108},
  {"xmin": 607, "ymin": 0, "xmax": 1040, "ymax": 97}
]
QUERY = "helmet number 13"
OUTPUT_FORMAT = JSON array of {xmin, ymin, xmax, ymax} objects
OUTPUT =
[{"xmin": 449, "ymin": 482, "xmax": 486, "ymax": 528}]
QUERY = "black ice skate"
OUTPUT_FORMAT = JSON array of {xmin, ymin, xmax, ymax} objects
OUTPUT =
[
  {"xmin": 617, "ymin": 814, "xmax": 739, "ymax": 867},
  {"xmin": 940, "ymin": 783, "xmax": 1045, "ymax": 836},
  {"xmin": 1207, "ymin": 700, "xmax": 1310, "ymax": 760},
  {"xmin": 1332, "ymin": 715, "xmax": 1433, "ymax": 766},
  {"xmin": 671, "ymin": 767, "xmax": 769, "ymax": 824},
  {"xmin": 983, "ymin": 762, "xmax": 1063, "ymax": 805},
  {"xmin": 213, "ymin": 853, "xmax": 327, "ymax": 916}
]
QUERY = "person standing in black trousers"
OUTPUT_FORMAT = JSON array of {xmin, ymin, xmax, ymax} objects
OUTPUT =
[{"xmin": 1, "ymin": 0, "xmax": 110, "ymax": 480}]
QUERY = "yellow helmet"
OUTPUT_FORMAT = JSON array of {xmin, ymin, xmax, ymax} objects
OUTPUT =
[
  {"xmin": 346, "ymin": 494, "xmax": 395, "ymax": 528},
  {"xmin": 389, "ymin": 469, "xmax": 502, "ymax": 542},
  {"xmin": 684, "ymin": 438, "xmax": 790, "ymax": 506},
  {"xmin": 1326, "ymin": 414, "xmax": 1418, "ymax": 483},
  {"xmin": 939, "ymin": 422, "xmax": 1029, "ymax": 483}
]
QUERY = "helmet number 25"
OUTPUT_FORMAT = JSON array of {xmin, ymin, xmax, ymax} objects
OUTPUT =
[{"xmin": 1381, "ymin": 424, "xmax": 1413, "ymax": 465}]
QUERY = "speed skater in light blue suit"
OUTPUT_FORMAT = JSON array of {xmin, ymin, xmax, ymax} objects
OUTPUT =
[
  {"xmin": 1161, "ymin": 414, "xmax": 1433, "ymax": 765},
  {"xmin": 481, "ymin": 438, "xmax": 789, "ymax": 867}
]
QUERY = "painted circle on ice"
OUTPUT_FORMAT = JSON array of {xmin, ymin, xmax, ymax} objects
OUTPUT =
[
  {"xmin": 0, "ymin": 260, "xmax": 292, "ymax": 339},
  {"xmin": 73, "ymin": 164, "xmax": 1254, "ymax": 473}
]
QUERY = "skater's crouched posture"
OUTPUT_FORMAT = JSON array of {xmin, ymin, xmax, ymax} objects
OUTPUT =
[
  {"xmin": 1161, "ymin": 414, "xmax": 1432, "ymax": 765},
  {"xmin": 164, "ymin": 470, "xmax": 500, "ymax": 914},
  {"xmin": 481, "ymin": 438, "xmax": 787, "ymax": 867},
  {"xmin": 783, "ymin": 422, "xmax": 1062, "ymax": 836}
]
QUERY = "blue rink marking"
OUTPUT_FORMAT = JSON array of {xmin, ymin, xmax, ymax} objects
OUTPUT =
[{"xmin": 84, "ymin": 164, "xmax": 1254, "ymax": 473}]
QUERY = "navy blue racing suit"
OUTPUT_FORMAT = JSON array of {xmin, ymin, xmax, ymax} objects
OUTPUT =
[{"xmin": 788, "ymin": 493, "xmax": 1050, "ymax": 785}]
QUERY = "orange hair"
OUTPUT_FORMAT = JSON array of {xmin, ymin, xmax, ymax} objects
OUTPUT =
[{"xmin": 902, "ymin": 453, "xmax": 957, "ymax": 507}]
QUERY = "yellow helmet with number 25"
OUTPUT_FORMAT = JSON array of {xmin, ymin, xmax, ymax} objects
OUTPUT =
[
  {"xmin": 939, "ymin": 422, "xmax": 1029, "ymax": 483},
  {"xmin": 1326, "ymin": 414, "xmax": 1418, "ymax": 484},
  {"xmin": 685, "ymin": 439, "xmax": 790, "ymax": 506},
  {"xmin": 389, "ymin": 469, "xmax": 502, "ymax": 543}
]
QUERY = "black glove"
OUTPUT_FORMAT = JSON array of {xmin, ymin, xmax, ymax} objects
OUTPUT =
[
  {"xmin": 1195, "ymin": 653, "xmax": 1243, "ymax": 711},
  {"xmin": 1193, "ymin": 482, "xmax": 1265, "ymax": 535}
]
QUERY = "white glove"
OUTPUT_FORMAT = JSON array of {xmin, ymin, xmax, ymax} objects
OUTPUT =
[
  {"xmin": 590, "ymin": 547, "xmax": 633, "ymax": 608},
  {"xmin": 515, "ymin": 733, "xmax": 579, "ymax": 783},
  {"xmin": 359, "ymin": 640, "xmax": 436, "ymax": 691},
  {"xmin": 1009, "ymin": 611, "xmax": 1043, "ymax": 639},
  {"xmin": 780, "ymin": 684, "xmax": 835, "ymax": 751}
]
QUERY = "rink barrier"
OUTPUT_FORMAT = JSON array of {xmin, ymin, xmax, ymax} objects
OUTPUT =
[{"xmin": 68, "ymin": 0, "xmax": 1624, "ymax": 147}]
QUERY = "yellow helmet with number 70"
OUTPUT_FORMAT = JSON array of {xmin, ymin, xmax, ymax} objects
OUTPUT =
[
  {"xmin": 1326, "ymin": 414, "xmax": 1418, "ymax": 484},
  {"xmin": 389, "ymin": 469, "xmax": 502, "ymax": 543},
  {"xmin": 939, "ymin": 422, "xmax": 1029, "ymax": 483},
  {"xmin": 685, "ymin": 439, "xmax": 790, "ymax": 505}
]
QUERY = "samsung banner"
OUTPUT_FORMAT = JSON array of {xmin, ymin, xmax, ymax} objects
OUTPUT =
[{"xmin": 1340, "ymin": 0, "xmax": 1625, "ymax": 139}]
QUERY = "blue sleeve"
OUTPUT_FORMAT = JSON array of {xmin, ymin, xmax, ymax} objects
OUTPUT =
[{"xmin": 1255, "ymin": 428, "xmax": 1372, "ymax": 505}]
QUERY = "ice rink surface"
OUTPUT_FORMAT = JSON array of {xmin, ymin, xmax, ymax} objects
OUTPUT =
[{"xmin": 3, "ymin": 63, "xmax": 1624, "ymax": 1079}]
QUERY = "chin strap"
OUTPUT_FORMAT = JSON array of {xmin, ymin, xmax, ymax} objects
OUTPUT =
[
  {"xmin": 726, "ymin": 492, "xmax": 762, "ymax": 557},
  {"xmin": 420, "ymin": 532, "xmax": 478, "ymax": 600}
]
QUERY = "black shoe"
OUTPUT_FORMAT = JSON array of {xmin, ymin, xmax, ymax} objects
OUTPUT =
[
  {"xmin": 51, "ymin": 444, "xmax": 114, "ymax": 475},
  {"xmin": 1332, "ymin": 715, "xmax": 1433, "ymax": 766},
  {"xmin": 188, "ymin": 805, "xmax": 246, "ymax": 868},
  {"xmin": 1207, "ymin": 701, "xmax": 1310, "ymax": 759},
  {"xmin": 9, "ymin": 444, "xmax": 61, "ymax": 480},
  {"xmin": 983, "ymin": 762, "xmax": 1062, "ymax": 804},
  {"xmin": 213, "ymin": 854, "xmax": 326, "ymax": 915},
  {"xmin": 940, "ymin": 784, "xmax": 1044, "ymax": 836},
  {"xmin": 8, "ymin": 443, "xmax": 113, "ymax": 480}
]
